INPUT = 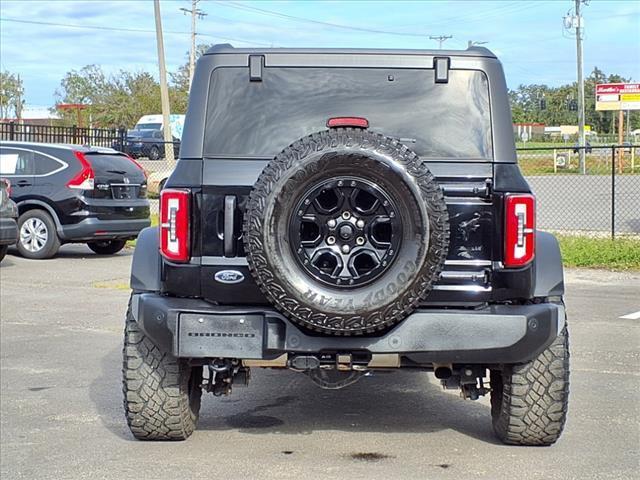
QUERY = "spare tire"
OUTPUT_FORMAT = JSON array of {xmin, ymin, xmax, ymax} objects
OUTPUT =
[{"xmin": 243, "ymin": 128, "xmax": 449, "ymax": 335}]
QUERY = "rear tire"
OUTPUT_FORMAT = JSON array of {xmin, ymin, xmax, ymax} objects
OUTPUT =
[
  {"xmin": 16, "ymin": 210, "xmax": 60, "ymax": 259},
  {"xmin": 87, "ymin": 240, "xmax": 127, "ymax": 255},
  {"xmin": 122, "ymin": 302, "xmax": 202, "ymax": 441},
  {"xmin": 0, "ymin": 245, "xmax": 7, "ymax": 262},
  {"xmin": 490, "ymin": 320, "xmax": 570, "ymax": 446}
]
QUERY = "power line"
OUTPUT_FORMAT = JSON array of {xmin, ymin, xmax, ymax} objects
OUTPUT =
[
  {"xmin": 212, "ymin": 1, "xmax": 434, "ymax": 38},
  {"xmin": 429, "ymin": 35, "xmax": 453, "ymax": 49},
  {"xmin": 0, "ymin": 17, "xmax": 273, "ymax": 47}
]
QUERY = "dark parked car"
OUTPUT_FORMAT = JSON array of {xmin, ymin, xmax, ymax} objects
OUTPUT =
[
  {"xmin": 0, "ymin": 177, "xmax": 18, "ymax": 262},
  {"xmin": 572, "ymin": 140, "xmax": 592, "ymax": 154},
  {"xmin": 118, "ymin": 129, "xmax": 180, "ymax": 160},
  {"xmin": 0, "ymin": 141, "xmax": 150, "ymax": 259},
  {"xmin": 125, "ymin": 45, "xmax": 569, "ymax": 446}
]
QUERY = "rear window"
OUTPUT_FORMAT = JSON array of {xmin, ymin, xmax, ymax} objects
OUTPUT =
[
  {"xmin": 204, "ymin": 67, "xmax": 492, "ymax": 160},
  {"xmin": 85, "ymin": 153, "xmax": 142, "ymax": 175}
]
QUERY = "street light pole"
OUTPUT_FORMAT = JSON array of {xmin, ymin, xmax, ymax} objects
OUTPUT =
[
  {"xmin": 154, "ymin": 0, "xmax": 175, "ymax": 164},
  {"xmin": 575, "ymin": 0, "xmax": 586, "ymax": 174}
]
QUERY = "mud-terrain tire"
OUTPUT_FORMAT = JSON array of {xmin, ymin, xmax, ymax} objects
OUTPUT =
[
  {"xmin": 243, "ymin": 128, "xmax": 449, "ymax": 336},
  {"xmin": 87, "ymin": 239, "xmax": 126, "ymax": 255},
  {"xmin": 122, "ymin": 304, "xmax": 202, "ymax": 440},
  {"xmin": 490, "ymin": 322, "xmax": 570, "ymax": 446},
  {"xmin": 16, "ymin": 209, "xmax": 60, "ymax": 259}
]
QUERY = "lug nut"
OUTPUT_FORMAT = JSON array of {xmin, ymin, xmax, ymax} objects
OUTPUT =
[
  {"xmin": 342, "ymin": 211, "xmax": 351, "ymax": 220},
  {"xmin": 356, "ymin": 237, "xmax": 365, "ymax": 246},
  {"xmin": 327, "ymin": 219, "xmax": 336, "ymax": 228},
  {"xmin": 341, "ymin": 245, "xmax": 350, "ymax": 254},
  {"xmin": 356, "ymin": 219, "xmax": 365, "ymax": 228},
  {"xmin": 337, "ymin": 180, "xmax": 344, "ymax": 186},
  {"xmin": 327, "ymin": 236, "xmax": 336, "ymax": 245}
]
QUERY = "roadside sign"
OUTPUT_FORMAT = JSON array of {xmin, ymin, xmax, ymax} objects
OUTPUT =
[{"xmin": 596, "ymin": 83, "xmax": 640, "ymax": 111}]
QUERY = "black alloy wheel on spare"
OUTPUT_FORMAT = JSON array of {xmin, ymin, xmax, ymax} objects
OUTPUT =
[{"xmin": 243, "ymin": 128, "xmax": 449, "ymax": 336}]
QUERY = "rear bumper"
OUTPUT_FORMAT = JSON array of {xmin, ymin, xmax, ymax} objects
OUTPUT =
[
  {"xmin": 60, "ymin": 218, "xmax": 150, "ymax": 241},
  {"xmin": 131, "ymin": 293, "xmax": 565, "ymax": 365},
  {"xmin": 0, "ymin": 217, "xmax": 18, "ymax": 246}
]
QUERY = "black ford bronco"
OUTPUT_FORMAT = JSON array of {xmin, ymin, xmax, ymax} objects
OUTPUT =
[{"xmin": 123, "ymin": 45, "xmax": 569, "ymax": 445}]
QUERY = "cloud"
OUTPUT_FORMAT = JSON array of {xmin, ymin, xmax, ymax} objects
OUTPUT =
[{"xmin": 0, "ymin": 0, "xmax": 638, "ymax": 105}]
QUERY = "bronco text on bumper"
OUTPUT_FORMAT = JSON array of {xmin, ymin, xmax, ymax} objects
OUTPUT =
[{"xmin": 123, "ymin": 45, "xmax": 570, "ymax": 446}]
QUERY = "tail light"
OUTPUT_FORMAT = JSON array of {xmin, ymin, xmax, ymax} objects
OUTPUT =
[
  {"xmin": 68, "ymin": 151, "xmax": 95, "ymax": 190},
  {"xmin": 160, "ymin": 188, "xmax": 190, "ymax": 262},
  {"xmin": 504, "ymin": 193, "xmax": 535, "ymax": 267}
]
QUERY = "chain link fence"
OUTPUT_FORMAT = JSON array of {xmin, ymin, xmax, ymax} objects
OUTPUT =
[
  {"xmin": 1, "ymin": 121, "xmax": 637, "ymax": 236},
  {"xmin": 518, "ymin": 145, "xmax": 639, "ymax": 237}
]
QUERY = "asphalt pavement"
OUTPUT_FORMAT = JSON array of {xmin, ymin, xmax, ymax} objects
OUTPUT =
[{"xmin": 1, "ymin": 245, "xmax": 639, "ymax": 480}]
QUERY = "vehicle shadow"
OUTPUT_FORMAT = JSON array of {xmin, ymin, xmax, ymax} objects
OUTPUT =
[
  {"xmin": 91, "ymin": 346, "xmax": 499, "ymax": 445},
  {"xmin": 5, "ymin": 245, "xmax": 133, "ymax": 260}
]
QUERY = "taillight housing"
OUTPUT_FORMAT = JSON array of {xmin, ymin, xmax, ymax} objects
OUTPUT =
[
  {"xmin": 160, "ymin": 188, "xmax": 190, "ymax": 262},
  {"xmin": 504, "ymin": 193, "xmax": 535, "ymax": 267},
  {"xmin": 67, "ymin": 151, "xmax": 95, "ymax": 190}
]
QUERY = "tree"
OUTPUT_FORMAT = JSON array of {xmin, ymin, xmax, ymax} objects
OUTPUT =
[
  {"xmin": 0, "ymin": 71, "xmax": 25, "ymax": 120},
  {"xmin": 169, "ymin": 43, "xmax": 213, "ymax": 113},
  {"xmin": 55, "ymin": 67, "xmax": 164, "ymax": 128},
  {"xmin": 509, "ymin": 67, "xmax": 639, "ymax": 136}
]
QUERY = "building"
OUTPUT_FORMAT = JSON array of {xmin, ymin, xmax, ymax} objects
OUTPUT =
[{"xmin": 1, "ymin": 105, "xmax": 60, "ymax": 126}]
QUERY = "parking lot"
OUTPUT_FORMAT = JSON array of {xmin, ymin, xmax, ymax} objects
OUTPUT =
[{"xmin": 1, "ymin": 246, "xmax": 639, "ymax": 480}]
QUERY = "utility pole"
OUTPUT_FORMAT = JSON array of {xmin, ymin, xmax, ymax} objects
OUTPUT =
[
  {"xmin": 575, "ymin": 0, "xmax": 586, "ymax": 174},
  {"xmin": 429, "ymin": 35, "xmax": 452, "ymax": 49},
  {"xmin": 180, "ymin": 0, "xmax": 207, "ymax": 87},
  {"xmin": 154, "ymin": 0, "xmax": 175, "ymax": 164}
]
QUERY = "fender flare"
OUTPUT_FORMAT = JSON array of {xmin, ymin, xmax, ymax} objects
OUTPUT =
[
  {"xmin": 533, "ymin": 231, "xmax": 565, "ymax": 298},
  {"xmin": 130, "ymin": 227, "xmax": 162, "ymax": 293}
]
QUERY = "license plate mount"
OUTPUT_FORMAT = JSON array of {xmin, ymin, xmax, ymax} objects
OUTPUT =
[{"xmin": 178, "ymin": 313, "xmax": 264, "ymax": 358}]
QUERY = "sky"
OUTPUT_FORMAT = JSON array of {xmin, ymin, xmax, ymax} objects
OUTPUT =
[{"xmin": 1, "ymin": 0, "xmax": 639, "ymax": 106}]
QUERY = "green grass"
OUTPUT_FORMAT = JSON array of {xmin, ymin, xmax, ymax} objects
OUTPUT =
[{"xmin": 557, "ymin": 235, "xmax": 640, "ymax": 270}]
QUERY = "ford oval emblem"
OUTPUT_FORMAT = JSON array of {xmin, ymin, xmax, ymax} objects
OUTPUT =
[{"xmin": 214, "ymin": 270, "xmax": 245, "ymax": 284}]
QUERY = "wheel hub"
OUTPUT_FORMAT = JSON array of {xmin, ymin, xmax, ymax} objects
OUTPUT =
[
  {"xmin": 338, "ymin": 223, "xmax": 354, "ymax": 240},
  {"xmin": 289, "ymin": 176, "xmax": 402, "ymax": 288},
  {"xmin": 20, "ymin": 218, "xmax": 48, "ymax": 252}
]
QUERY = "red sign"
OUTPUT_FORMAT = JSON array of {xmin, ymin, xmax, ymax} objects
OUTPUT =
[
  {"xmin": 596, "ymin": 83, "xmax": 640, "ymax": 95},
  {"xmin": 595, "ymin": 83, "xmax": 640, "ymax": 111}
]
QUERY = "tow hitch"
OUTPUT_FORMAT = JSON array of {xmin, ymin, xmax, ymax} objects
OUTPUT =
[{"xmin": 202, "ymin": 359, "xmax": 250, "ymax": 396}]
